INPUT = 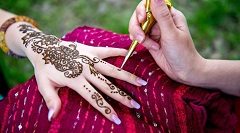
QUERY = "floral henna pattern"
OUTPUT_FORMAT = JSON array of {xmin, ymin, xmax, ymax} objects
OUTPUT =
[
  {"xmin": 19, "ymin": 24, "xmax": 100, "ymax": 78},
  {"xmin": 42, "ymin": 45, "xmax": 83, "ymax": 78}
]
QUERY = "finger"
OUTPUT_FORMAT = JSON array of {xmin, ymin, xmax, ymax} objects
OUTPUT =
[
  {"xmin": 35, "ymin": 76, "xmax": 61, "ymax": 121},
  {"xmin": 136, "ymin": 0, "xmax": 147, "ymax": 23},
  {"xmin": 149, "ymin": 23, "xmax": 161, "ymax": 37},
  {"xmin": 86, "ymin": 72, "xmax": 141, "ymax": 109},
  {"xmin": 93, "ymin": 59, "xmax": 147, "ymax": 86},
  {"xmin": 141, "ymin": 36, "xmax": 161, "ymax": 51},
  {"xmin": 171, "ymin": 7, "xmax": 189, "ymax": 32},
  {"xmin": 94, "ymin": 47, "xmax": 127, "ymax": 59},
  {"xmin": 151, "ymin": 0, "xmax": 177, "ymax": 38},
  {"xmin": 68, "ymin": 80, "xmax": 122, "ymax": 125},
  {"xmin": 129, "ymin": 34, "xmax": 134, "ymax": 40},
  {"xmin": 129, "ymin": 11, "xmax": 145, "ymax": 43}
]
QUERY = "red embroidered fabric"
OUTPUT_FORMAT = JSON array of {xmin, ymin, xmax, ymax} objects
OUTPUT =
[
  {"xmin": 234, "ymin": 98, "xmax": 240, "ymax": 133},
  {"xmin": 0, "ymin": 26, "xmax": 237, "ymax": 133}
]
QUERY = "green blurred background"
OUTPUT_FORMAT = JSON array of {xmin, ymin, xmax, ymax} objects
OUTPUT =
[{"xmin": 0, "ymin": 0, "xmax": 239, "ymax": 90}]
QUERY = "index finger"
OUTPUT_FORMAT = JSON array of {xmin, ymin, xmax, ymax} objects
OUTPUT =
[
  {"xmin": 128, "ymin": 1, "xmax": 147, "ymax": 43},
  {"xmin": 94, "ymin": 59, "xmax": 147, "ymax": 86}
]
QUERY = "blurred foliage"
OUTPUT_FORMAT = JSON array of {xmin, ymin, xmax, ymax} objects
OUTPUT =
[
  {"xmin": 174, "ymin": 0, "xmax": 240, "ymax": 59},
  {"xmin": 0, "ymin": 0, "xmax": 240, "ymax": 89}
]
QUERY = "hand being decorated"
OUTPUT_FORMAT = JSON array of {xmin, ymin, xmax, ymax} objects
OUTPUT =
[{"xmin": 18, "ymin": 24, "xmax": 147, "ymax": 125}]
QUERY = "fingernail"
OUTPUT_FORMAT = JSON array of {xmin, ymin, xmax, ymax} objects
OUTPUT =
[
  {"xmin": 136, "ymin": 77, "xmax": 147, "ymax": 86},
  {"xmin": 136, "ymin": 34, "xmax": 143, "ymax": 43},
  {"xmin": 111, "ymin": 114, "xmax": 121, "ymax": 125},
  {"xmin": 48, "ymin": 108, "xmax": 54, "ymax": 121},
  {"xmin": 151, "ymin": 45, "xmax": 160, "ymax": 51},
  {"xmin": 131, "ymin": 100, "xmax": 141, "ymax": 109}
]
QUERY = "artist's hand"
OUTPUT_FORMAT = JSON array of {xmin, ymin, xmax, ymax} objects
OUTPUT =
[
  {"xmin": 19, "ymin": 24, "xmax": 146, "ymax": 125},
  {"xmin": 129, "ymin": 0, "xmax": 206, "ymax": 83}
]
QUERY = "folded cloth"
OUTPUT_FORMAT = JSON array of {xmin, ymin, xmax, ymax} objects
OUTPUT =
[{"xmin": 0, "ymin": 26, "xmax": 237, "ymax": 133}]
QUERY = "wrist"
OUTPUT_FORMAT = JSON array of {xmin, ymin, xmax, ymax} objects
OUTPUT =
[
  {"xmin": 178, "ymin": 55, "xmax": 208, "ymax": 87},
  {"xmin": 1, "ymin": 15, "xmax": 38, "ymax": 58},
  {"xmin": 188, "ymin": 59, "xmax": 240, "ymax": 96}
]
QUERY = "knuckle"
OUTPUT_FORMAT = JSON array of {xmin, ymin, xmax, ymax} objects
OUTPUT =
[
  {"xmin": 125, "ymin": 71, "xmax": 136, "ymax": 82},
  {"xmin": 44, "ymin": 96, "xmax": 61, "ymax": 108},
  {"xmin": 136, "ymin": 6, "xmax": 141, "ymax": 14},
  {"xmin": 142, "ymin": 40, "xmax": 152, "ymax": 50},
  {"xmin": 109, "ymin": 66, "xmax": 118, "ymax": 76},
  {"xmin": 159, "ymin": 8, "xmax": 171, "ymax": 21},
  {"xmin": 115, "ymin": 90, "xmax": 131, "ymax": 102}
]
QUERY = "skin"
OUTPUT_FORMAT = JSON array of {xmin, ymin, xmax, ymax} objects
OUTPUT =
[
  {"xmin": 129, "ymin": 0, "xmax": 240, "ymax": 96},
  {"xmin": 0, "ymin": 9, "xmax": 147, "ymax": 125}
]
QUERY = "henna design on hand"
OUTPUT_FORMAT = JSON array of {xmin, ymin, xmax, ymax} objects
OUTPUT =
[
  {"xmin": 105, "ymin": 81, "xmax": 132, "ymax": 100},
  {"xmin": 19, "ymin": 24, "xmax": 101, "ymax": 78},
  {"xmin": 19, "ymin": 24, "xmax": 130, "ymax": 114},
  {"xmin": 97, "ymin": 74, "xmax": 132, "ymax": 100},
  {"xmin": 84, "ymin": 84, "xmax": 112, "ymax": 114},
  {"xmin": 83, "ymin": 85, "xmax": 91, "ymax": 93},
  {"xmin": 91, "ymin": 92, "xmax": 111, "ymax": 114},
  {"xmin": 42, "ymin": 45, "xmax": 83, "ymax": 78}
]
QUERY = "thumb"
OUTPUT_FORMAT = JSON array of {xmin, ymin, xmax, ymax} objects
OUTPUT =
[
  {"xmin": 36, "ymin": 77, "xmax": 61, "ymax": 121},
  {"xmin": 151, "ymin": 0, "xmax": 176, "ymax": 37}
]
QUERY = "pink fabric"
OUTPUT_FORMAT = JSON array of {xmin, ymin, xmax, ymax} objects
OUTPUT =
[{"xmin": 0, "ymin": 26, "xmax": 237, "ymax": 133}]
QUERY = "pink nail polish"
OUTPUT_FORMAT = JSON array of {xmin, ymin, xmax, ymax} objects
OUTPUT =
[
  {"xmin": 111, "ymin": 114, "xmax": 121, "ymax": 125},
  {"xmin": 131, "ymin": 100, "xmax": 141, "ymax": 109},
  {"xmin": 48, "ymin": 108, "xmax": 54, "ymax": 121},
  {"xmin": 136, "ymin": 77, "xmax": 147, "ymax": 86}
]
